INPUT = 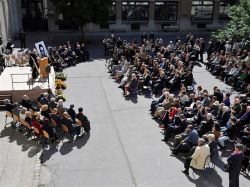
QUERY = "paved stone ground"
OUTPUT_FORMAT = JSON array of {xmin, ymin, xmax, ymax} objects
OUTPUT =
[
  {"xmin": 0, "ymin": 32, "xmax": 249, "ymax": 186},
  {"xmin": 38, "ymin": 59, "xmax": 249, "ymax": 187},
  {"xmin": 0, "ymin": 112, "xmax": 41, "ymax": 187}
]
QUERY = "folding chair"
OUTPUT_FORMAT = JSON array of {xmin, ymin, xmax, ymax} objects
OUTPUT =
[
  {"xmin": 61, "ymin": 124, "xmax": 69, "ymax": 143},
  {"xmin": 42, "ymin": 130, "xmax": 55, "ymax": 149},
  {"xmin": 5, "ymin": 111, "xmax": 13, "ymax": 128},
  {"xmin": 32, "ymin": 127, "xmax": 41, "ymax": 142}
]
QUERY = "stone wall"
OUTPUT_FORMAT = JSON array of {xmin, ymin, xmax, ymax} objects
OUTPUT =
[{"xmin": 0, "ymin": 0, "xmax": 22, "ymax": 45}]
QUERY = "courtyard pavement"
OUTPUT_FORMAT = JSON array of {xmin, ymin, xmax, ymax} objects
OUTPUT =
[
  {"xmin": 0, "ymin": 32, "xmax": 249, "ymax": 186},
  {"xmin": 37, "ymin": 59, "xmax": 248, "ymax": 187}
]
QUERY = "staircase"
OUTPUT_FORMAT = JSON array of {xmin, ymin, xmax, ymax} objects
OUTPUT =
[{"xmin": 0, "ymin": 94, "xmax": 12, "ymax": 109}]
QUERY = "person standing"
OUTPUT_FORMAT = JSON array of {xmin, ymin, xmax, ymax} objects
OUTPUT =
[
  {"xmin": 19, "ymin": 30, "xmax": 26, "ymax": 49},
  {"xmin": 227, "ymin": 143, "xmax": 244, "ymax": 187},
  {"xmin": 199, "ymin": 38, "xmax": 205, "ymax": 62}
]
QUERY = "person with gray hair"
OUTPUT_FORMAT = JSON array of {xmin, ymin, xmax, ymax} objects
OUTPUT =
[
  {"xmin": 218, "ymin": 105, "xmax": 231, "ymax": 127},
  {"xmin": 20, "ymin": 95, "xmax": 32, "ymax": 110},
  {"xmin": 197, "ymin": 113, "xmax": 214, "ymax": 137},
  {"xmin": 48, "ymin": 97, "xmax": 57, "ymax": 110},
  {"xmin": 227, "ymin": 143, "xmax": 244, "ymax": 187},
  {"xmin": 40, "ymin": 92, "xmax": 49, "ymax": 105},
  {"xmin": 182, "ymin": 138, "xmax": 210, "ymax": 175}
]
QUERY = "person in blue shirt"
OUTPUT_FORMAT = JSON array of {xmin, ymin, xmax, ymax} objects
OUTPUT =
[
  {"xmin": 171, "ymin": 125, "xmax": 199, "ymax": 155},
  {"xmin": 223, "ymin": 93, "xmax": 231, "ymax": 107}
]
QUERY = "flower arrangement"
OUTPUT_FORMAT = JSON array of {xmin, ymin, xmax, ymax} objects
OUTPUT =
[
  {"xmin": 55, "ymin": 90, "xmax": 66, "ymax": 101},
  {"xmin": 55, "ymin": 72, "xmax": 67, "ymax": 81},
  {"xmin": 55, "ymin": 79, "xmax": 67, "ymax": 90}
]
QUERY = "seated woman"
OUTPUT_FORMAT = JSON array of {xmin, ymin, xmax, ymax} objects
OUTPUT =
[
  {"xmin": 124, "ymin": 74, "xmax": 138, "ymax": 96},
  {"xmin": 115, "ymin": 62, "xmax": 129, "ymax": 82},
  {"xmin": 149, "ymin": 89, "xmax": 168, "ymax": 114},
  {"xmin": 182, "ymin": 138, "xmax": 210, "ymax": 175},
  {"xmin": 31, "ymin": 115, "xmax": 42, "ymax": 137}
]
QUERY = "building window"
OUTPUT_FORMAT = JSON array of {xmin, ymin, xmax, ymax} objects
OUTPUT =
[
  {"xmin": 191, "ymin": 1, "xmax": 214, "ymax": 22},
  {"xmin": 122, "ymin": 1, "xmax": 149, "ymax": 21},
  {"xmin": 155, "ymin": 2, "xmax": 178, "ymax": 21},
  {"xmin": 108, "ymin": 2, "xmax": 116, "ymax": 21},
  {"xmin": 22, "ymin": 0, "xmax": 45, "ymax": 19},
  {"xmin": 21, "ymin": 0, "xmax": 48, "ymax": 30},
  {"xmin": 219, "ymin": 0, "xmax": 229, "ymax": 20}
]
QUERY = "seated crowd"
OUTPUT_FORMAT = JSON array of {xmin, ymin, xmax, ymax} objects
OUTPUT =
[
  {"xmin": 0, "ymin": 40, "xmax": 89, "ymax": 75},
  {"xmin": 150, "ymin": 86, "xmax": 250, "ymax": 174},
  {"xmin": 205, "ymin": 39, "xmax": 250, "ymax": 94},
  {"xmin": 105, "ymin": 32, "xmax": 250, "ymax": 175},
  {"xmin": 48, "ymin": 41, "xmax": 89, "ymax": 72},
  {"xmin": 4, "ymin": 93, "xmax": 90, "ymax": 145},
  {"xmin": 106, "ymin": 33, "xmax": 197, "ymax": 97}
]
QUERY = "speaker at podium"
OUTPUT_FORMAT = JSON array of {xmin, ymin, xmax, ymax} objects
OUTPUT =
[{"xmin": 39, "ymin": 57, "xmax": 49, "ymax": 78}]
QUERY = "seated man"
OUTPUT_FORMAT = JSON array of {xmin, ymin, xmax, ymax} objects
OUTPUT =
[
  {"xmin": 61, "ymin": 112, "xmax": 82, "ymax": 141},
  {"xmin": 76, "ymin": 107, "xmax": 91, "ymax": 134},
  {"xmin": 48, "ymin": 97, "xmax": 57, "ymax": 111},
  {"xmin": 20, "ymin": 95, "xmax": 32, "ymax": 110},
  {"xmin": 197, "ymin": 113, "xmax": 214, "ymax": 137},
  {"xmin": 67, "ymin": 104, "xmax": 76, "ymax": 123},
  {"xmin": 182, "ymin": 138, "xmax": 210, "ymax": 175},
  {"xmin": 162, "ymin": 114, "xmax": 187, "ymax": 141},
  {"xmin": 39, "ymin": 92, "xmax": 50, "ymax": 105},
  {"xmin": 171, "ymin": 125, "xmax": 199, "ymax": 155},
  {"xmin": 149, "ymin": 89, "xmax": 168, "ymax": 113},
  {"xmin": 42, "ymin": 119, "xmax": 58, "ymax": 140},
  {"xmin": 4, "ymin": 99, "xmax": 16, "ymax": 116}
]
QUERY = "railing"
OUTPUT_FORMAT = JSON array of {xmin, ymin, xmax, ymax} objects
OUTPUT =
[{"xmin": 10, "ymin": 73, "xmax": 49, "ymax": 91}]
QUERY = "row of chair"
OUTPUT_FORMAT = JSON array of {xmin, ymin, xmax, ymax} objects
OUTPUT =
[{"xmin": 4, "ymin": 111, "xmax": 84, "ymax": 148}]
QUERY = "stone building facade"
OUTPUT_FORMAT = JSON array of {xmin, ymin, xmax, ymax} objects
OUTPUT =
[
  {"xmin": 0, "ymin": 0, "xmax": 233, "ymax": 41},
  {"xmin": 0, "ymin": 0, "xmax": 22, "ymax": 45},
  {"xmin": 48, "ymin": 0, "xmax": 231, "ymax": 32}
]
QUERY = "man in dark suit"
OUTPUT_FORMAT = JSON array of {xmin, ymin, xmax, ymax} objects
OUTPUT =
[
  {"xmin": 67, "ymin": 104, "xmax": 76, "ymax": 123},
  {"xmin": 198, "ymin": 113, "xmax": 214, "ymax": 137},
  {"xmin": 162, "ymin": 114, "xmax": 187, "ymax": 141},
  {"xmin": 76, "ymin": 107, "xmax": 90, "ymax": 134},
  {"xmin": 171, "ymin": 125, "xmax": 199, "ymax": 155},
  {"xmin": 227, "ymin": 143, "xmax": 244, "ymax": 187},
  {"xmin": 61, "ymin": 112, "xmax": 81, "ymax": 141},
  {"xmin": 19, "ymin": 30, "xmax": 26, "ymax": 49},
  {"xmin": 199, "ymin": 38, "xmax": 205, "ymax": 62}
]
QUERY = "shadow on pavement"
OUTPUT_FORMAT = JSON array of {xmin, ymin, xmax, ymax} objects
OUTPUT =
[
  {"xmin": 0, "ymin": 126, "xmax": 41, "ymax": 158},
  {"xmin": 40, "ymin": 133, "xmax": 90, "ymax": 163},
  {"xmin": 186, "ymin": 169, "xmax": 223, "ymax": 187},
  {"xmin": 59, "ymin": 133, "xmax": 90, "ymax": 155}
]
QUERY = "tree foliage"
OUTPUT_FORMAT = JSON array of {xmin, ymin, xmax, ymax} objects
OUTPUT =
[
  {"xmin": 51, "ymin": 0, "xmax": 113, "ymax": 28},
  {"xmin": 213, "ymin": 0, "xmax": 250, "ymax": 47}
]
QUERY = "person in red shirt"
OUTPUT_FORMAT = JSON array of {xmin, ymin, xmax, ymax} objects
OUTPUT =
[{"xmin": 31, "ymin": 115, "xmax": 42, "ymax": 137}]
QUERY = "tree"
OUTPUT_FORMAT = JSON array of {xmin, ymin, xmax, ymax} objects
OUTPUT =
[
  {"xmin": 51, "ymin": 0, "xmax": 113, "ymax": 36},
  {"xmin": 213, "ymin": 0, "xmax": 250, "ymax": 49}
]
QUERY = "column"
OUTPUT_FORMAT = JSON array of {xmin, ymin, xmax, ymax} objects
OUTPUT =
[
  {"xmin": 179, "ymin": 0, "xmax": 192, "ymax": 31},
  {"xmin": 212, "ymin": 0, "xmax": 220, "ymax": 26},
  {"xmin": 148, "ymin": 0, "xmax": 155, "ymax": 31},
  {"xmin": 47, "ymin": 0, "xmax": 59, "ymax": 32},
  {"xmin": 116, "ymin": 0, "xmax": 122, "ymax": 25},
  {"xmin": 0, "ymin": 0, "xmax": 7, "ymax": 45}
]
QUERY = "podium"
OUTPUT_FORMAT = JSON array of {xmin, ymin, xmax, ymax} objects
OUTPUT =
[{"xmin": 39, "ymin": 57, "xmax": 48, "ymax": 78}]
